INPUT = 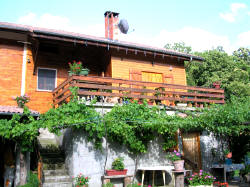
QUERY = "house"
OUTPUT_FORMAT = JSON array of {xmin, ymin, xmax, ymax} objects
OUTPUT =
[{"xmin": 0, "ymin": 11, "xmax": 225, "ymax": 186}]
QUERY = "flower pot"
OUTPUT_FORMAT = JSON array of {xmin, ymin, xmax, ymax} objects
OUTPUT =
[
  {"xmin": 68, "ymin": 71, "xmax": 73, "ymax": 76},
  {"xmin": 106, "ymin": 169, "xmax": 127, "ymax": 176},
  {"xmin": 189, "ymin": 185, "xmax": 213, "ymax": 187},
  {"xmin": 80, "ymin": 69, "xmax": 89, "ymax": 76},
  {"xmin": 226, "ymin": 152, "xmax": 232, "ymax": 158},
  {"xmin": 173, "ymin": 160, "xmax": 184, "ymax": 171}
]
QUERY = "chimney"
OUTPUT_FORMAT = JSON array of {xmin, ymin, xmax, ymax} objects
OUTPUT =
[{"xmin": 104, "ymin": 11, "xmax": 119, "ymax": 40}]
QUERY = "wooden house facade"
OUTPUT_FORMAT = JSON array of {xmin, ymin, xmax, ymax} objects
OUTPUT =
[{"xmin": 0, "ymin": 12, "xmax": 224, "ymax": 114}]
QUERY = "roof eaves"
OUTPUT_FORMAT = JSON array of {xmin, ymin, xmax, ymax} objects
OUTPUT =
[
  {"xmin": 0, "ymin": 22, "xmax": 204, "ymax": 61},
  {"xmin": 33, "ymin": 29, "xmax": 204, "ymax": 61}
]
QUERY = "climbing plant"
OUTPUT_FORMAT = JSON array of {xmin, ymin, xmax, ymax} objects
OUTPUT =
[
  {"xmin": 0, "ymin": 107, "xmax": 40, "ymax": 152},
  {"xmin": 0, "ymin": 94, "xmax": 249, "ymax": 155}
]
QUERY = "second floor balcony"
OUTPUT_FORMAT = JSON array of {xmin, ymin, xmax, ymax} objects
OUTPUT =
[{"xmin": 53, "ymin": 75, "xmax": 225, "ymax": 108}]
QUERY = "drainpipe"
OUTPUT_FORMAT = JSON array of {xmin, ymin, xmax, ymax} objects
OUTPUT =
[{"xmin": 21, "ymin": 43, "xmax": 27, "ymax": 96}]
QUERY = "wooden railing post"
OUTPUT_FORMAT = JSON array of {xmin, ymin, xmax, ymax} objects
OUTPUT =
[{"xmin": 194, "ymin": 91, "xmax": 198, "ymax": 107}]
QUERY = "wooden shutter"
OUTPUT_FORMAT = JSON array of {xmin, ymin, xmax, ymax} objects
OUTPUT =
[
  {"xmin": 163, "ymin": 74, "xmax": 174, "ymax": 105},
  {"xmin": 130, "ymin": 70, "xmax": 142, "ymax": 95}
]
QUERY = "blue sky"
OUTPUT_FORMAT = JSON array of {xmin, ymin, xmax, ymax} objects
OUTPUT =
[{"xmin": 0, "ymin": 0, "xmax": 249, "ymax": 53}]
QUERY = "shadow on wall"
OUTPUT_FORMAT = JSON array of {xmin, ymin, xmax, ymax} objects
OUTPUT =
[
  {"xmin": 200, "ymin": 131, "xmax": 227, "ymax": 171},
  {"xmin": 61, "ymin": 129, "xmax": 174, "ymax": 186}
]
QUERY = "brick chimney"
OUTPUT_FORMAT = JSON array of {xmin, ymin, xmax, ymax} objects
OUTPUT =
[{"xmin": 104, "ymin": 11, "xmax": 119, "ymax": 40}]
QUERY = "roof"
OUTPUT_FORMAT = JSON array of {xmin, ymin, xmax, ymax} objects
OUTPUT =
[
  {"xmin": 0, "ymin": 105, "xmax": 39, "ymax": 116},
  {"xmin": 0, "ymin": 21, "xmax": 204, "ymax": 61}
]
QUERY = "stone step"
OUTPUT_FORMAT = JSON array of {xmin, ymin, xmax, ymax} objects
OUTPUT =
[
  {"xmin": 43, "ymin": 163, "xmax": 65, "ymax": 170},
  {"xmin": 43, "ymin": 182, "xmax": 73, "ymax": 187},
  {"xmin": 41, "ymin": 152, "xmax": 65, "ymax": 157},
  {"xmin": 42, "ymin": 157, "xmax": 65, "ymax": 164},
  {"xmin": 43, "ymin": 169, "xmax": 68, "ymax": 176},
  {"xmin": 44, "ymin": 175, "xmax": 73, "ymax": 183}
]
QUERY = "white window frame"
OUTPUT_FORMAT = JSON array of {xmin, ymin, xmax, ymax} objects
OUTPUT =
[{"xmin": 37, "ymin": 67, "xmax": 57, "ymax": 92}]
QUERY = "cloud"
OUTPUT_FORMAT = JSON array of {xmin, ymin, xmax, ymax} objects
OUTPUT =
[
  {"xmin": 120, "ymin": 27, "xmax": 232, "ymax": 53},
  {"xmin": 219, "ymin": 3, "xmax": 247, "ymax": 22},
  {"xmin": 17, "ymin": 13, "xmax": 104, "ymax": 37},
  {"xmin": 236, "ymin": 31, "xmax": 250, "ymax": 47},
  {"xmin": 17, "ymin": 13, "xmax": 248, "ymax": 54}
]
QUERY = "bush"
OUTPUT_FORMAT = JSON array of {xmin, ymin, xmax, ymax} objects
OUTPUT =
[
  {"xmin": 19, "ymin": 172, "xmax": 39, "ymax": 187},
  {"xmin": 112, "ymin": 157, "xmax": 125, "ymax": 170}
]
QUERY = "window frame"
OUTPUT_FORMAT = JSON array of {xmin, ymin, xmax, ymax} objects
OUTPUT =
[{"xmin": 37, "ymin": 67, "xmax": 57, "ymax": 92}]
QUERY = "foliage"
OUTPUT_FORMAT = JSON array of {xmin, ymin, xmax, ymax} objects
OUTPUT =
[
  {"xmin": 68, "ymin": 60, "xmax": 83, "ymax": 75},
  {"xmin": 39, "ymin": 100, "xmax": 104, "ymax": 149},
  {"xmin": 165, "ymin": 42, "xmax": 250, "ymax": 100},
  {"xmin": 188, "ymin": 48, "xmax": 249, "ymax": 100},
  {"xmin": 223, "ymin": 149, "xmax": 230, "ymax": 156},
  {"xmin": 164, "ymin": 42, "xmax": 192, "ymax": 54},
  {"xmin": 13, "ymin": 94, "xmax": 30, "ymax": 108},
  {"xmin": 166, "ymin": 150, "xmax": 181, "ymax": 161},
  {"xmin": 127, "ymin": 183, "xmax": 151, "ymax": 187},
  {"xmin": 19, "ymin": 172, "xmax": 39, "ymax": 187},
  {"xmin": 233, "ymin": 47, "xmax": 250, "ymax": 62},
  {"xmin": 103, "ymin": 182, "xmax": 114, "ymax": 187},
  {"xmin": 104, "ymin": 101, "xmax": 179, "ymax": 154},
  {"xmin": 0, "ymin": 107, "xmax": 39, "ymax": 152},
  {"xmin": 186, "ymin": 170, "xmax": 215, "ymax": 186},
  {"xmin": 111, "ymin": 157, "xmax": 125, "ymax": 170},
  {"xmin": 74, "ymin": 173, "xmax": 90, "ymax": 186},
  {"xmin": 68, "ymin": 60, "xmax": 89, "ymax": 75}
]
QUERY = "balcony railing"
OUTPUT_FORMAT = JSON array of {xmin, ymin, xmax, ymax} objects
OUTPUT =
[{"xmin": 53, "ymin": 76, "xmax": 225, "ymax": 107}]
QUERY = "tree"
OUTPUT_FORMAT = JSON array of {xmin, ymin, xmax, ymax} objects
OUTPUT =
[
  {"xmin": 186, "ymin": 48, "xmax": 250, "ymax": 100},
  {"xmin": 164, "ymin": 42, "xmax": 192, "ymax": 54},
  {"xmin": 233, "ymin": 47, "xmax": 250, "ymax": 63}
]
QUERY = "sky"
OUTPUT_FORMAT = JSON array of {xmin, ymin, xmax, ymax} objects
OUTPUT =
[{"xmin": 0, "ymin": 0, "xmax": 249, "ymax": 54}]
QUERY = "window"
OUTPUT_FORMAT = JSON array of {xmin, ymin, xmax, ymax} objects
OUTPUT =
[{"xmin": 37, "ymin": 68, "xmax": 57, "ymax": 91}]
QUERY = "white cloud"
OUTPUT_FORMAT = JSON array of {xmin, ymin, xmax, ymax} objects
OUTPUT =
[
  {"xmin": 120, "ymin": 27, "xmax": 232, "ymax": 53},
  {"xmin": 236, "ymin": 31, "xmax": 250, "ymax": 47},
  {"xmin": 17, "ymin": 13, "xmax": 104, "ymax": 37},
  {"xmin": 17, "ymin": 12, "xmax": 249, "ymax": 54},
  {"xmin": 219, "ymin": 3, "xmax": 247, "ymax": 22}
]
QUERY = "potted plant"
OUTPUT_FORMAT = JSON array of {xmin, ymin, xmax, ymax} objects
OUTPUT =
[
  {"xmin": 212, "ymin": 81, "xmax": 221, "ymax": 89},
  {"xmin": 73, "ymin": 173, "xmax": 90, "ymax": 187},
  {"xmin": 13, "ymin": 94, "xmax": 30, "ymax": 108},
  {"xmin": 186, "ymin": 170, "xmax": 215, "ymax": 187},
  {"xmin": 154, "ymin": 87, "xmax": 165, "ymax": 104},
  {"xmin": 166, "ymin": 150, "xmax": 184, "ymax": 171},
  {"xmin": 68, "ymin": 61, "xmax": 89, "ymax": 76},
  {"xmin": 223, "ymin": 149, "xmax": 232, "ymax": 159},
  {"xmin": 187, "ymin": 102, "xmax": 192, "ymax": 107},
  {"xmin": 106, "ymin": 157, "xmax": 127, "ymax": 176}
]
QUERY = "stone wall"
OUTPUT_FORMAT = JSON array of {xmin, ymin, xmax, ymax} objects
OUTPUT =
[{"xmin": 62, "ymin": 129, "xmax": 174, "ymax": 187}]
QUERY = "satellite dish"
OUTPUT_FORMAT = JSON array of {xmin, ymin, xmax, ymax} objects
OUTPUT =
[{"xmin": 118, "ymin": 19, "xmax": 129, "ymax": 34}]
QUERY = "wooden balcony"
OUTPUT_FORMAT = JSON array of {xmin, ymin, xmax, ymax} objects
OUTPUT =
[{"xmin": 53, "ymin": 76, "xmax": 225, "ymax": 108}]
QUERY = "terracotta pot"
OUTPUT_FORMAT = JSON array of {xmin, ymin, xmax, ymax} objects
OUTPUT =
[
  {"xmin": 226, "ymin": 152, "xmax": 232, "ymax": 158},
  {"xmin": 173, "ymin": 160, "xmax": 184, "ymax": 171},
  {"xmin": 106, "ymin": 169, "xmax": 127, "ymax": 176}
]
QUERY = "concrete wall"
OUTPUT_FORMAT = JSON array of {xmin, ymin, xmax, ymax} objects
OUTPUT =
[
  {"xmin": 62, "ymin": 129, "xmax": 174, "ymax": 187},
  {"xmin": 200, "ymin": 131, "xmax": 226, "ymax": 171}
]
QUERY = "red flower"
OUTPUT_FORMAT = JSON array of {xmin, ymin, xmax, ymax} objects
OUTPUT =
[
  {"xmin": 138, "ymin": 183, "xmax": 141, "ymax": 186},
  {"xmin": 78, "ymin": 61, "xmax": 81, "ymax": 64}
]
